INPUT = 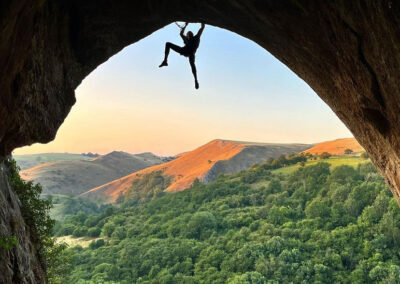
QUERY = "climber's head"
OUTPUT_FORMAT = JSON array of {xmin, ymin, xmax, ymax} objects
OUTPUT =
[{"xmin": 187, "ymin": 31, "xmax": 194, "ymax": 38}]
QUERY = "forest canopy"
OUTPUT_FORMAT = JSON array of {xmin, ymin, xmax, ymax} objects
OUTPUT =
[{"xmin": 53, "ymin": 160, "xmax": 400, "ymax": 283}]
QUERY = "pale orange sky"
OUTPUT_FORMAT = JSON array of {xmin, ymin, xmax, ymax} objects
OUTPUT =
[{"xmin": 14, "ymin": 25, "xmax": 352, "ymax": 156}]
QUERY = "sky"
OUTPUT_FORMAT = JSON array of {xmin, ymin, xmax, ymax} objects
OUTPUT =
[{"xmin": 14, "ymin": 23, "xmax": 352, "ymax": 156}]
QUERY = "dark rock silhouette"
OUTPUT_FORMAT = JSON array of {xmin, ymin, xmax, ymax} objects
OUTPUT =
[{"xmin": 0, "ymin": 1, "xmax": 400, "ymax": 282}]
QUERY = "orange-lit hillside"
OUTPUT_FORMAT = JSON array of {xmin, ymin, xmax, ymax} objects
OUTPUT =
[
  {"xmin": 82, "ymin": 140, "xmax": 245, "ymax": 202},
  {"xmin": 20, "ymin": 162, "xmax": 57, "ymax": 180},
  {"xmin": 303, "ymin": 138, "xmax": 364, "ymax": 155}
]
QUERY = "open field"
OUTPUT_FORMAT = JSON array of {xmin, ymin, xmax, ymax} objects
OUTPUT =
[
  {"xmin": 272, "ymin": 156, "xmax": 369, "ymax": 175},
  {"xmin": 56, "ymin": 235, "xmax": 102, "ymax": 248}
]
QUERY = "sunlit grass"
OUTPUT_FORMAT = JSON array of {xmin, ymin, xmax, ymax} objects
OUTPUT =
[
  {"xmin": 272, "ymin": 156, "xmax": 369, "ymax": 175},
  {"xmin": 56, "ymin": 235, "xmax": 102, "ymax": 248}
]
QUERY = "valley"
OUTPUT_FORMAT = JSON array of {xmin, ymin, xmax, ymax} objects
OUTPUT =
[
  {"xmin": 14, "ymin": 137, "xmax": 395, "ymax": 284},
  {"xmin": 47, "ymin": 143, "xmax": 400, "ymax": 283}
]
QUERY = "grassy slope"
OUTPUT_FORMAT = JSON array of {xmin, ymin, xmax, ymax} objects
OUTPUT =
[
  {"xmin": 303, "ymin": 137, "xmax": 363, "ymax": 155},
  {"xmin": 20, "ymin": 152, "xmax": 165, "ymax": 196},
  {"xmin": 272, "ymin": 156, "xmax": 369, "ymax": 175},
  {"xmin": 14, "ymin": 153, "xmax": 92, "ymax": 170}
]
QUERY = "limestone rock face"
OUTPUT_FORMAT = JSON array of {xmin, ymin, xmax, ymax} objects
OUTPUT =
[
  {"xmin": 1, "ymin": 1, "xmax": 399, "ymax": 197},
  {"xmin": 0, "ymin": 0, "xmax": 400, "ymax": 249},
  {"xmin": 0, "ymin": 0, "xmax": 400, "ymax": 281},
  {"xmin": 0, "ymin": 161, "xmax": 45, "ymax": 283}
]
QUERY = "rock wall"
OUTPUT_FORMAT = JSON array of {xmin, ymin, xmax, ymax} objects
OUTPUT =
[
  {"xmin": 1, "ymin": 2, "xmax": 399, "ymax": 193},
  {"xmin": 0, "ymin": 1, "xmax": 400, "ymax": 281},
  {"xmin": 0, "ymin": 161, "xmax": 45, "ymax": 283}
]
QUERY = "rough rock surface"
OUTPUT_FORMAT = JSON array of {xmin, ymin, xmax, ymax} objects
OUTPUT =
[
  {"xmin": 0, "ymin": 1, "xmax": 400, "ymax": 281},
  {"xmin": 1, "ymin": 1, "xmax": 399, "ymax": 198},
  {"xmin": 0, "ymin": 161, "xmax": 45, "ymax": 283}
]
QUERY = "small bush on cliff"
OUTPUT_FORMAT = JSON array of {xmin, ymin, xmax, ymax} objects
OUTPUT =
[
  {"xmin": 6, "ymin": 158, "xmax": 67, "ymax": 283},
  {"xmin": 0, "ymin": 235, "xmax": 17, "ymax": 250}
]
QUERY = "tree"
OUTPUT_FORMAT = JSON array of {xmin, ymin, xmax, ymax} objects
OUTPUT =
[
  {"xmin": 186, "ymin": 211, "xmax": 216, "ymax": 240},
  {"xmin": 305, "ymin": 200, "xmax": 331, "ymax": 219},
  {"xmin": 72, "ymin": 226, "xmax": 88, "ymax": 237},
  {"xmin": 111, "ymin": 226, "xmax": 126, "ymax": 240},
  {"xmin": 89, "ymin": 239, "xmax": 105, "ymax": 249},
  {"xmin": 102, "ymin": 222, "xmax": 116, "ymax": 237},
  {"xmin": 344, "ymin": 149, "xmax": 353, "ymax": 155},
  {"xmin": 88, "ymin": 227, "xmax": 101, "ymax": 237},
  {"xmin": 267, "ymin": 179, "xmax": 282, "ymax": 194},
  {"xmin": 230, "ymin": 271, "xmax": 267, "ymax": 284}
]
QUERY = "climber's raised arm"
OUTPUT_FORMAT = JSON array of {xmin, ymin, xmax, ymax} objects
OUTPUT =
[
  {"xmin": 180, "ymin": 22, "xmax": 188, "ymax": 42},
  {"xmin": 196, "ymin": 23, "xmax": 205, "ymax": 37}
]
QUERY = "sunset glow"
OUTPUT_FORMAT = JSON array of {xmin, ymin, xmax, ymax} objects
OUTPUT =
[{"xmin": 14, "ymin": 24, "xmax": 352, "ymax": 156}]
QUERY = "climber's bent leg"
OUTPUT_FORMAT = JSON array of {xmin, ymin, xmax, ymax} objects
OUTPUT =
[{"xmin": 159, "ymin": 42, "xmax": 184, "ymax": 67}]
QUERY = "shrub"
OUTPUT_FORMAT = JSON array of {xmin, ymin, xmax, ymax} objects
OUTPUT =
[
  {"xmin": 88, "ymin": 227, "xmax": 101, "ymax": 237},
  {"xmin": 72, "ymin": 226, "xmax": 88, "ymax": 237},
  {"xmin": 89, "ymin": 239, "xmax": 105, "ymax": 249},
  {"xmin": 319, "ymin": 152, "xmax": 331, "ymax": 159},
  {"xmin": 57, "ymin": 223, "xmax": 76, "ymax": 236}
]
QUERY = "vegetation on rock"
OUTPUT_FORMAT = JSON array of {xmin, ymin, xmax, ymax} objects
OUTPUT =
[{"xmin": 6, "ymin": 158, "xmax": 67, "ymax": 283}]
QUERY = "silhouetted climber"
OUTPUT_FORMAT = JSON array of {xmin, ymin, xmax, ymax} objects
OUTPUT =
[{"xmin": 159, "ymin": 22, "xmax": 205, "ymax": 89}]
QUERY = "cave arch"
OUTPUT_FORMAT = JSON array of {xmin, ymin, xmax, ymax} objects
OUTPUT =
[{"xmin": 1, "ymin": 0, "xmax": 400, "ymax": 203}]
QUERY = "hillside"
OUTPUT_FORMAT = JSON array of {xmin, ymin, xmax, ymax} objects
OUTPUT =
[
  {"xmin": 81, "ymin": 140, "xmax": 310, "ymax": 203},
  {"xmin": 20, "ymin": 151, "xmax": 167, "ymax": 196},
  {"xmin": 14, "ymin": 153, "xmax": 93, "ymax": 170},
  {"xmin": 303, "ymin": 138, "xmax": 364, "ymax": 155},
  {"xmin": 273, "ymin": 156, "xmax": 370, "ymax": 175}
]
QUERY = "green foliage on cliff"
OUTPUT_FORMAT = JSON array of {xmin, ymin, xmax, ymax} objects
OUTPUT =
[
  {"xmin": 54, "ymin": 160, "xmax": 400, "ymax": 283},
  {"xmin": 0, "ymin": 235, "xmax": 17, "ymax": 250},
  {"xmin": 6, "ymin": 158, "xmax": 67, "ymax": 283}
]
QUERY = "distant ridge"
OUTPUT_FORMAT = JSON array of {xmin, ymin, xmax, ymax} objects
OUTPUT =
[
  {"xmin": 14, "ymin": 153, "xmax": 93, "ymax": 170},
  {"xmin": 81, "ymin": 139, "xmax": 311, "ymax": 203},
  {"xmin": 20, "ymin": 151, "xmax": 166, "ymax": 196},
  {"xmin": 303, "ymin": 138, "xmax": 363, "ymax": 155}
]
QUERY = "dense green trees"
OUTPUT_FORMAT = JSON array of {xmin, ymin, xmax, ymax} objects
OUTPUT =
[{"xmin": 53, "ymin": 160, "xmax": 400, "ymax": 283}]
